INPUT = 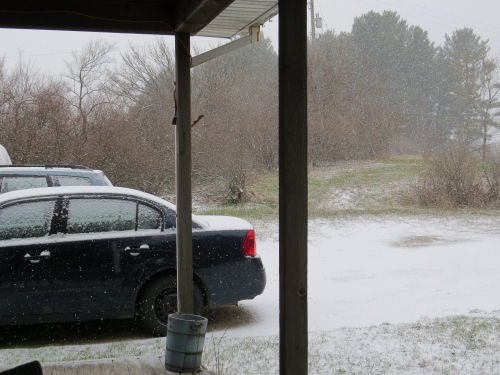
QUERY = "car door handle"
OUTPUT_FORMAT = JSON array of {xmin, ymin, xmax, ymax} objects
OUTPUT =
[
  {"xmin": 124, "ymin": 244, "xmax": 149, "ymax": 256},
  {"xmin": 24, "ymin": 251, "xmax": 51, "ymax": 264}
]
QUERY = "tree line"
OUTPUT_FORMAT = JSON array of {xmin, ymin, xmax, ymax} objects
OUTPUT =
[
  {"xmin": 0, "ymin": 11, "xmax": 499, "ymax": 195},
  {"xmin": 310, "ymin": 11, "xmax": 499, "ymax": 163}
]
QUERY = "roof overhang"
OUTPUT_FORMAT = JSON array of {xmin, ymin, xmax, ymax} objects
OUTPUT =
[
  {"xmin": 0, "ymin": 0, "xmax": 278, "ymax": 38},
  {"xmin": 197, "ymin": 0, "xmax": 278, "ymax": 38}
]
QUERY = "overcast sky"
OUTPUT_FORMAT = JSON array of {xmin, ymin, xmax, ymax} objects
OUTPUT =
[{"xmin": 1, "ymin": 0, "xmax": 500, "ymax": 75}]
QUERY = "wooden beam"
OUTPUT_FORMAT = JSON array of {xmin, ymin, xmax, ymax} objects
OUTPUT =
[
  {"xmin": 279, "ymin": 0, "xmax": 308, "ymax": 374},
  {"xmin": 191, "ymin": 33, "xmax": 251, "ymax": 67},
  {"xmin": 0, "ymin": 0, "xmax": 175, "ymax": 34},
  {"xmin": 175, "ymin": 32, "xmax": 194, "ymax": 314},
  {"xmin": 175, "ymin": 0, "xmax": 233, "ymax": 34}
]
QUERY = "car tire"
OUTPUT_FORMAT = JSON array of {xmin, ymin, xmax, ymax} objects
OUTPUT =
[{"xmin": 137, "ymin": 275, "xmax": 204, "ymax": 336}]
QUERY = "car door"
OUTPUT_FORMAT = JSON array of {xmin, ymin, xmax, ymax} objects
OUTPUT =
[
  {"xmin": 0, "ymin": 198, "xmax": 57, "ymax": 320},
  {"xmin": 47, "ymin": 196, "xmax": 170, "ymax": 316}
]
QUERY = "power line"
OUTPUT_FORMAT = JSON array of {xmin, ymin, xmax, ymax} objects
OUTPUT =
[
  {"xmin": 2, "ymin": 50, "xmax": 73, "ymax": 60},
  {"xmin": 381, "ymin": 0, "xmax": 500, "ymax": 35},
  {"xmin": 348, "ymin": 0, "xmax": 500, "ymax": 46}
]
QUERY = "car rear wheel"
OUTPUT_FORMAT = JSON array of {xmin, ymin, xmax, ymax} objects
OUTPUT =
[{"xmin": 137, "ymin": 275, "xmax": 204, "ymax": 336}]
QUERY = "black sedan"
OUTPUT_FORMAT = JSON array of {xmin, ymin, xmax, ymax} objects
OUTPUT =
[{"xmin": 0, "ymin": 186, "xmax": 266, "ymax": 335}]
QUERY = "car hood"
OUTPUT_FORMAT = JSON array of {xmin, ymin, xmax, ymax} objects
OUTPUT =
[{"xmin": 197, "ymin": 215, "xmax": 253, "ymax": 231}]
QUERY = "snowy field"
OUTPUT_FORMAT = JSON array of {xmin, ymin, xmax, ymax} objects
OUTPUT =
[
  {"xmin": 230, "ymin": 216, "xmax": 500, "ymax": 337},
  {"xmin": 2, "ymin": 214, "xmax": 500, "ymax": 373}
]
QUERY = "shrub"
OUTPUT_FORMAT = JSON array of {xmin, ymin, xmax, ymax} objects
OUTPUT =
[
  {"xmin": 225, "ymin": 166, "xmax": 247, "ymax": 204},
  {"xmin": 415, "ymin": 146, "xmax": 500, "ymax": 208}
]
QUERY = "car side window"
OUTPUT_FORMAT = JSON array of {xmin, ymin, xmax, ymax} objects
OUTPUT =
[
  {"xmin": 138, "ymin": 203, "xmax": 163, "ymax": 230},
  {"xmin": 0, "ymin": 176, "xmax": 48, "ymax": 193},
  {"xmin": 0, "ymin": 200, "xmax": 55, "ymax": 240},
  {"xmin": 165, "ymin": 208, "xmax": 176, "ymax": 229},
  {"xmin": 55, "ymin": 176, "xmax": 93, "ymax": 186},
  {"xmin": 67, "ymin": 198, "xmax": 136, "ymax": 234}
]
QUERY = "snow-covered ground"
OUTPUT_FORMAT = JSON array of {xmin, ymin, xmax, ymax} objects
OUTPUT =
[
  {"xmin": 214, "ymin": 216, "xmax": 500, "ymax": 337},
  {"xmin": 2, "ymin": 214, "xmax": 500, "ymax": 371}
]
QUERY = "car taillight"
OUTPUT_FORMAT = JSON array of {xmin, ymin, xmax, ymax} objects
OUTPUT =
[{"xmin": 242, "ymin": 229, "xmax": 256, "ymax": 257}]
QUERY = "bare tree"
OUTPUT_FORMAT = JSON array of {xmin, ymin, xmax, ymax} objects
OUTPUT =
[
  {"xmin": 65, "ymin": 39, "xmax": 114, "ymax": 142},
  {"xmin": 111, "ymin": 38, "xmax": 175, "ymax": 106},
  {"xmin": 0, "ymin": 57, "xmax": 74, "ymax": 163}
]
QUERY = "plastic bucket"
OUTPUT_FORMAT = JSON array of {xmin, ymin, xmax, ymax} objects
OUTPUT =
[{"xmin": 165, "ymin": 313, "xmax": 208, "ymax": 373}]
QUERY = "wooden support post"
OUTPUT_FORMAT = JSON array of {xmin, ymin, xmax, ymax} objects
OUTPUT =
[
  {"xmin": 279, "ymin": 0, "xmax": 308, "ymax": 374},
  {"xmin": 175, "ymin": 32, "xmax": 194, "ymax": 315}
]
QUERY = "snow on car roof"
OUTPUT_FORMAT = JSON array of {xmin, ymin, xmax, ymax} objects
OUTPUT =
[
  {"xmin": 0, "ymin": 185, "xmax": 176, "ymax": 210},
  {"xmin": 0, "ymin": 166, "xmax": 101, "ymax": 173}
]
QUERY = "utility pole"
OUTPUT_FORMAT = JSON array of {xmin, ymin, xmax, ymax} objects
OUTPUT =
[{"xmin": 309, "ymin": 0, "xmax": 316, "ymax": 47}]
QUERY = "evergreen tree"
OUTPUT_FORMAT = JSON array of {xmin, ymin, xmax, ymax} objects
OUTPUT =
[
  {"xmin": 477, "ymin": 59, "xmax": 500, "ymax": 159},
  {"xmin": 351, "ymin": 11, "xmax": 439, "ymax": 152},
  {"xmin": 438, "ymin": 28, "xmax": 492, "ymax": 145}
]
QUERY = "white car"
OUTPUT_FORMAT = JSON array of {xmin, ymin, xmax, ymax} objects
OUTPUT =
[{"xmin": 0, "ymin": 145, "xmax": 11, "ymax": 165}]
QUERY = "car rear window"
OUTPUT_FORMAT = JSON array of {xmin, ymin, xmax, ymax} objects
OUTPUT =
[
  {"xmin": 0, "ymin": 176, "xmax": 48, "ymax": 193},
  {"xmin": 138, "ymin": 203, "xmax": 162, "ymax": 230}
]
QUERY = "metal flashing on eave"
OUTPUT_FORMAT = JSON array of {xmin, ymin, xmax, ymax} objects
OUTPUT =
[{"xmin": 196, "ymin": 0, "xmax": 278, "ymax": 38}]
